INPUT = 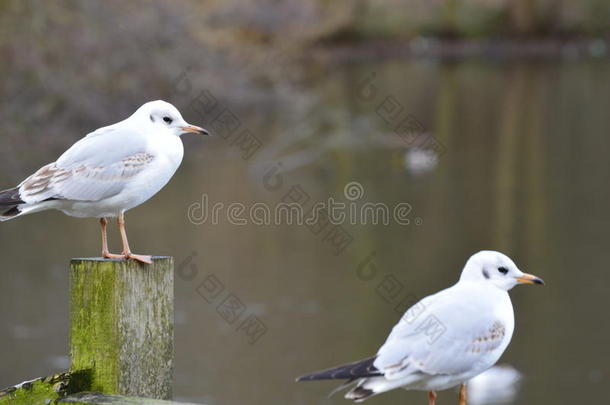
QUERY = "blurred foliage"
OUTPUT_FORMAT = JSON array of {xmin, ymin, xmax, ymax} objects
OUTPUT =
[
  {"xmin": 194, "ymin": 0, "xmax": 610, "ymax": 41},
  {"xmin": 1, "ymin": 1, "xmax": 609, "ymax": 51},
  {"xmin": 0, "ymin": 0, "xmax": 608, "ymax": 173}
]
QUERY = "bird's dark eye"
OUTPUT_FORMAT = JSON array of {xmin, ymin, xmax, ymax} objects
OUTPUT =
[
  {"xmin": 163, "ymin": 116, "xmax": 173, "ymax": 124},
  {"xmin": 498, "ymin": 267, "xmax": 509, "ymax": 275}
]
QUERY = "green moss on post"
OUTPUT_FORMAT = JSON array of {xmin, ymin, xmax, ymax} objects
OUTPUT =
[
  {"xmin": 0, "ymin": 371, "xmax": 91, "ymax": 405},
  {"xmin": 70, "ymin": 257, "xmax": 174, "ymax": 399}
]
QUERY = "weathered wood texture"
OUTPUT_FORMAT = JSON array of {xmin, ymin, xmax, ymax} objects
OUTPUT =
[
  {"xmin": 70, "ymin": 257, "xmax": 174, "ymax": 399},
  {"xmin": 59, "ymin": 392, "xmax": 202, "ymax": 405}
]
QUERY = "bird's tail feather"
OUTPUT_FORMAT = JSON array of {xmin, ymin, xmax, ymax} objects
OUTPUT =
[
  {"xmin": 297, "ymin": 357, "xmax": 382, "ymax": 402},
  {"xmin": 0, "ymin": 186, "xmax": 23, "ymax": 207},
  {"xmin": 345, "ymin": 374, "xmax": 418, "ymax": 402},
  {"xmin": 327, "ymin": 379, "xmax": 359, "ymax": 398},
  {"xmin": 0, "ymin": 206, "xmax": 22, "ymax": 221},
  {"xmin": 0, "ymin": 186, "xmax": 27, "ymax": 221},
  {"xmin": 296, "ymin": 356, "xmax": 381, "ymax": 381},
  {"xmin": 345, "ymin": 383, "xmax": 376, "ymax": 402},
  {"xmin": 0, "ymin": 186, "xmax": 24, "ymax": 220}
]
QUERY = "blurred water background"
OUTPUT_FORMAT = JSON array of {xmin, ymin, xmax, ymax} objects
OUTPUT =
[{"xmin": 0, "ymin": 1, "xmax": 609, "ymax": 404}]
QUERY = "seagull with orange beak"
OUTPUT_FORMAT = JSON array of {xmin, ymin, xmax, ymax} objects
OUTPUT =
[
  {"xmin": 297, "ymin": 250, "xmax": 544, "ymax": 405},
  {"xmin": 0, "ymin": 100, "xmax": 208, "ymax": 263}
]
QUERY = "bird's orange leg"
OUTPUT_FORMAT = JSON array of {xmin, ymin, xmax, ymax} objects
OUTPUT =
[
  {"xmin": 100, "ymin": 217, "xmax": 123, "ymax": 260},
  {"xmin": 117, "ymin": 212, "xmax": 152, "ymax": 264},
  {"xmin": 458, "ymin": 384, "xmax": 467, "ymax": 405},
  {"xmin": 428, "ymin": 391, "xmax": 437, "ymax": 405}
]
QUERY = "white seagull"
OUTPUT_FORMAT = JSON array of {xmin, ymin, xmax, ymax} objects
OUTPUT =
[
  {"xmin": 0, "ymin": 100, "xmax": 208, "ymax": 263},
  {"xmin": 297, "ymin": 251, "xmax": 544, "ymax": 405}
]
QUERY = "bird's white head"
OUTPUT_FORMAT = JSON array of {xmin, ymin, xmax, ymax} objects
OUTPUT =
[
  {"xmin": 133, "ymin": 100, "xmax": 209, "ymax": 137},
  {"xmin": 459, "ymin": 250, "xmax": 544, "ymax": 291}
]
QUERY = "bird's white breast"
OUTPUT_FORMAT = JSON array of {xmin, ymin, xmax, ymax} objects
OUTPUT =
[{"xmin": 120, "ymin": 133, "xmax": 184, "ymax": 210}]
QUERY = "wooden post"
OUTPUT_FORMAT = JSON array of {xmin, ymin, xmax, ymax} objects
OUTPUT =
[
  {"xmin": 70, "ymin": 257, "xmax": 174, "ymax": 399},
  {"xmin": 59, "ymin": 393, "xmax": 201, "ymax": 405}
]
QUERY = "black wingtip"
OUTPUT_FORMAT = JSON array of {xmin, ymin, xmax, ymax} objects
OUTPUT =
[
  {"xmin": 0, "ymin": 187, "xmax": 23, "ymax": 207},
  {"xmin": 295, "ymin": 372, "xmax": 318, "ymax": 382},
  {"xmin": 295, "ymin": 356, "xmax": 381, "ymax": 382}
]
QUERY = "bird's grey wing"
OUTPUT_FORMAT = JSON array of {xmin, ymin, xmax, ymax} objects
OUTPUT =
[
  {"xmin": 374, "ymin": 289, "xmax": 509, "ymax": 380},
  {"xmin": 55, "ymin": 124, "xmax": 138, "ymax": 167},
  {"xmin": 19, "ymin": 127, "xmax": 154, "ymax": 203}
]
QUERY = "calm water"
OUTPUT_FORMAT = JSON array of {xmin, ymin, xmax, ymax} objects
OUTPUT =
[{"xmin": 1, "ymin": 55, "xmax": 609, "ymax": 404}]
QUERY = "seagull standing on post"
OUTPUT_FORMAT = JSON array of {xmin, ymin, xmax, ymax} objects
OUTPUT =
[
  {"xmin": 0, "ymin": 100, "xmax": 208, "ymax": 264},
  {"xmin": 297, "ymin": 251, "xmax": 544, "ymax": 404}
]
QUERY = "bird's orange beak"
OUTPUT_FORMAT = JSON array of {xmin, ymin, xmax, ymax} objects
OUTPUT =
[
  {"xmin": 180, "ymin": 125, "xmax": 209, "ymax": 135},
  {"xmin": 515, "ymin": 273, "xmax": 545, "ymax": 285}
]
